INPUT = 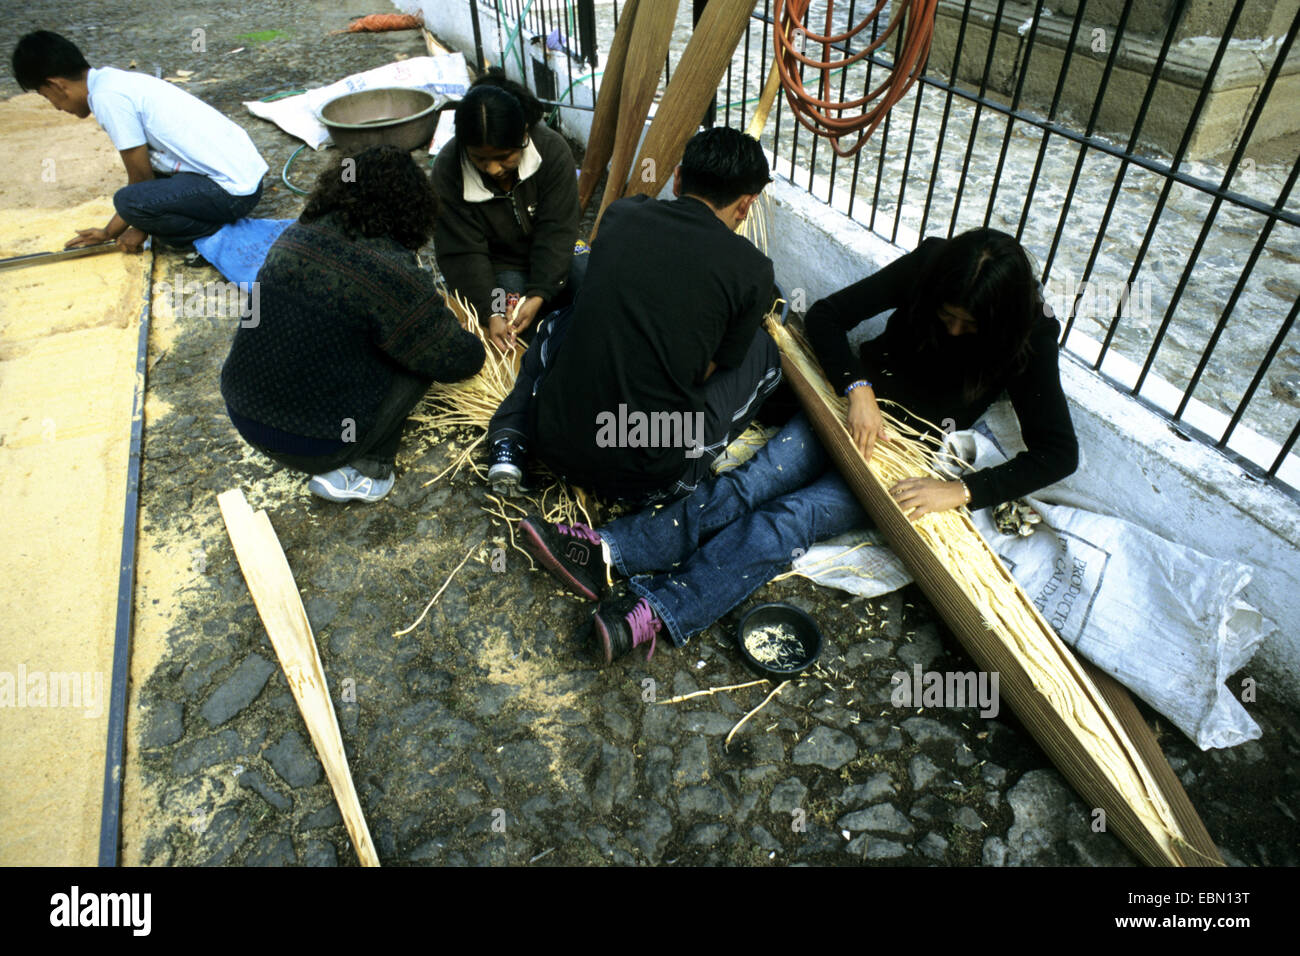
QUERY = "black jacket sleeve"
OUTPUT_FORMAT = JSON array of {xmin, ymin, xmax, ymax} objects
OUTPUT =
[
  {"xmin": 805, "ymin": 237, "xmax": 944, "ymax": 393},
  {"xmin": 524, "ymin": 124, "xmax": 580, "ymax": 303},
  {"xmin": 962, "ymin": 319, "xmax": 1079, "ymax": 510},
  {"xmin": 431, "ymin": 142, "xmax": 500, "ymax": 324},
  {"xmin": 373, "ymin": 255, "xmax": 486, "ymax": 383}
]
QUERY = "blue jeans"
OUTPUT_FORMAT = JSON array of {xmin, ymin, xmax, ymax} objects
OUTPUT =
[
  {"xmin": 600, "ymin": 413, "xmax": 868, "ymax": 647},
  {"xmin": 114, "ymin": 173, "xmax": 263, "ymax": 244}
]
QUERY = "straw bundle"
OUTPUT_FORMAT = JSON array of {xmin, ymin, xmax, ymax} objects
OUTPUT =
[
  {"xmin": 413, "ymin": 290, "xmax": 594, "ymax": 530},
  {"xmin": 766, "ymin": 317, "xmax": 1222, "ymax": 867}
]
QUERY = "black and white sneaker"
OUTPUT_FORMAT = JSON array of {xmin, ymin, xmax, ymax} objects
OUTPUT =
[{"xmin": 487, "ymin": 437, "xmax": 527, "ymax": 495}]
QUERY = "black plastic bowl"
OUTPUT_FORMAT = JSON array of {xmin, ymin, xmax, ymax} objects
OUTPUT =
[{"xmin": 736, "ymin": 603, "xmax": 823, "ymax": 678}]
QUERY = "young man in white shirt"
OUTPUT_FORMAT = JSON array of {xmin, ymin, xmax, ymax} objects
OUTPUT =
[{"xmin": 12, "ymin": 30, "xmax": 267, "ymax": 252}]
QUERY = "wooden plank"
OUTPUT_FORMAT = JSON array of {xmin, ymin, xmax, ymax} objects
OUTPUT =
[
  {"xmin": 768, "ymin": 321, "xmax": 1222, "ymax": 867},
  {"xmin": 576, "ymin": 0, "xmax": 641, "ymax": 212},
  {"xmin": 217, "ymin": 489, "xmax": 380, "ymax": 867},
  {"xmin": 625, "ymin": 0, "xmax": 759, "ymax": 200},
  {"xmin": 593, "ymin": 0, "xmax": 682, "ymax": 232},
  {"xmin": 1080, "ymin": 660, "xmax": 1223, "ymax": 864}
]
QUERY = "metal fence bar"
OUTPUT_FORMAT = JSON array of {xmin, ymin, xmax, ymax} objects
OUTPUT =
[
  {"xmin": 947, "ymin": 0, "xmax": 1009, "ymax": 237},
  {"xmin": 1136, "ymin": 0, "xmax": 1296, "ymax": 401},
  {"xmin": 1013, "ymin": 0, "xmax": 1088, "ymax": 248},
  {"xmin": 917, "ymin": 0, "xmax": 974, "ymax": 240},
  {"xmin": 1227, "ymin": 291, "xmax": 1300, "ymax": 452},
  {"xmin": 1039, "ymin": 0, "xmax": 1136, "ymax": 287},
  {"xmin": 983, "ymin": 0, "xmax": 1047, "ymax": 229},
  {"xmin": 1172, "ymin": 13, "xmax": 1300, "ymax": 424},
  {"xmin": 1273, "ymin": 418, "xmax": 1300, "ymax": 479},
  {"xmin": 1059, "ymin": 0, "xmax": 1187, "ymax": 348}
]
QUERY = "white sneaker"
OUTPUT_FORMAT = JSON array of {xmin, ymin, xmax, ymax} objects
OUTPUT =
[{"xmin": 308, "ymin": 465, "xmax": 395, "ymax": 503}]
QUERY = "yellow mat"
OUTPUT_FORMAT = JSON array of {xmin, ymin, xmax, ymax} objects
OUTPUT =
[{"xmin": 0, "ymin": 94, "xmax": 149, "ymax": 865}]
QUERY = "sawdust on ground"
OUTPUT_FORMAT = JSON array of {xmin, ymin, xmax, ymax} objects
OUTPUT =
[
  {"xmin": 0, "ymin": 92, "xmax": 124, "ymax": 215},
  {"xmin": 0, "ymin": 95, "xmax": 147, "ymax": 865}
]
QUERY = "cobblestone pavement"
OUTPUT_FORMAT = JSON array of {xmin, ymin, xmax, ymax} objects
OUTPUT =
[{"xmin": 5, "ymin": 1, "xmax": 1298, "ymax": 867}]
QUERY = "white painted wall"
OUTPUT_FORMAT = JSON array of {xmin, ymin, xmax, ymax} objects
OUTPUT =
[{"xmin": 422, "ymin": 1, "xmax": 1300, "ymax": 708}]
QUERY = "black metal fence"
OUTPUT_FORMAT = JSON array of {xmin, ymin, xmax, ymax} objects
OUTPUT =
[{"xmin": 467, "ymin": 0, "xmax": 1300, "ymax": 495}]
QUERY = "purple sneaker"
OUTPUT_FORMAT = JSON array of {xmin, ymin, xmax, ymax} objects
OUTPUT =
[
  {"xmin": 518, "ymin": 515, "xmax": 609, "ymax": 601},
  {"xmin": 592, "ymin": 595, "xmax": 662, "ymax": 665}
]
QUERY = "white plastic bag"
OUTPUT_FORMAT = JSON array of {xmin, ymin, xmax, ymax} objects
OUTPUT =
[{"xmin": 792, "ymin": 420, "xmax": 1270, "ymax": 750}]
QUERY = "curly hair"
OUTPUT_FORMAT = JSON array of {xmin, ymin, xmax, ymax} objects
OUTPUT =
[{"xmin": 300, "ymin": 145, "xmax": 438, "ymax": 249}]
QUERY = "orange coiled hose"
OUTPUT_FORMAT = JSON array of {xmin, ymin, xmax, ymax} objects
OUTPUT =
[{"xmin": 773, "ymin": 0, "xmax": 938, "ymax": 157}]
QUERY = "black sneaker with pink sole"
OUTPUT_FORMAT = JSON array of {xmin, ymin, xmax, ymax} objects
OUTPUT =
[
  {"xmin": 518, "ymin": 516, "xmax": 609, "ymax": 601},
  {"xmin": 591, "ymin": 595, "xmax": 662, "ymax": 665}
]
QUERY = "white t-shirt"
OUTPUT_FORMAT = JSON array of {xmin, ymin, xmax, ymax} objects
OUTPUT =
[{"xmin": 87, "ymin": 67, "xmax": 268, "ymax": 196}]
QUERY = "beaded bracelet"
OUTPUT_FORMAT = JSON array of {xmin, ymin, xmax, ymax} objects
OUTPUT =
[
  {"xmin": 960, "ymin": 481, "xmax": 972, "ymax": 506},
  {"xmin": 844, "ymin": 379, "xmax": 873, "ymax": 395}
]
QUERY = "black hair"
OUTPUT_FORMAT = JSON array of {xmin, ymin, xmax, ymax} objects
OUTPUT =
[
  {"xmin": 300, "ymin": 145, "xmax": 438, "ymax": 250},
  {"xmin": 454, "ymin": 67, "xmax": 545, "ymax": 151},
  {"xmin": 678, "ymin": 127, "xmax": 772, "ymax": 208},
  {"xmin": 12, "ymin": 30, "xmax": 90, "ymax": 91},
  {"xmin": 908, "ymin": 228, "xmax": 1042, "ymax": 402}
]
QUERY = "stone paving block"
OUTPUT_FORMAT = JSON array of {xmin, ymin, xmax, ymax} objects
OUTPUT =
[
  {"xmin": 793, "ymin": 725, "xmax": 857, "ymax": 769},
  {"xmin": 142, "ymin": 699, "xmax": 184, "ymax": 749},
  {"xmin": 838, "ymin": 803, "xmax": 914, "ymax": 837},
  {"xmin": 200, "ymin": 653, "xmax": 276, "ymax": 727},
  {"xmin": 264, "ymin": 729, "xmax": 322, "ymax": 788}
]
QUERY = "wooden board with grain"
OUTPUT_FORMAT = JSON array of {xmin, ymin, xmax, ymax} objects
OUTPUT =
[
  {"xmin": 767, "ymin": 318, "xmax": 1223, "ymax": 867},
  {"xmin": 625, "ymin": 0, "xmax": 759, "ymax": 201},
  {"xmin": 577, "ymin": 0, "xmax": 642, "ymax": 212},
  {"xmin": 594, "ymin": 0, "xmax": 682, "ymax": 232},
  {"xmin": 218, "ymin": 488, "xmax": 379, "ymax": 867}
]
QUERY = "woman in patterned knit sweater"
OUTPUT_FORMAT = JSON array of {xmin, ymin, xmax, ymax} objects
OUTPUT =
[{"xmin": 221, "ymin": 146, "xmax": 485, "ymax": 503}]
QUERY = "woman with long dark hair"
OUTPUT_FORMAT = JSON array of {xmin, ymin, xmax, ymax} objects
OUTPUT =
[
  {"xmin": 221, "ymin": 146, "xmax": 485, "ymax": 503},
  {"xmin": 431, "ymin": 69, "xmax": 582, "ymax": 352},
  {"xmin": 514, "ymin": 228, "xmax": 1079, "ymax": 663}
]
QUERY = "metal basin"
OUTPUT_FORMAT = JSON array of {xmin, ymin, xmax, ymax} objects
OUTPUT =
[{"xmin": 318, "ymin": 87, "xmax": 440, "ymax": 152}]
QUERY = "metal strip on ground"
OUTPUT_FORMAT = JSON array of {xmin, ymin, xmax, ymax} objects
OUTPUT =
[{"xmin": 98, "ymin": 250, "xmax": 154, "ymax": 867}]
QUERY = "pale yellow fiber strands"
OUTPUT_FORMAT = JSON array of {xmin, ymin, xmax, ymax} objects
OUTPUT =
[
  {"xmin": 765, "ymin": 318, "xmax": 1198, "ymax": 864},
  {"xmin": 412, "ymin": 289, "xmax": 594, "ymax": 530}
]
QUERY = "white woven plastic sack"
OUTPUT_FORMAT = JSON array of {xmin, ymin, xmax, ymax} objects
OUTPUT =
[{"xmin": 792, "ymin": 420, "xmax": 1270, "ymax": 750}]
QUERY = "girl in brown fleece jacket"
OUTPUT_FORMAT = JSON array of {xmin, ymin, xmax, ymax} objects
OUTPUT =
[{"xmin": 431, "ymin": 70, "xmax": 582, "ymax": 353}]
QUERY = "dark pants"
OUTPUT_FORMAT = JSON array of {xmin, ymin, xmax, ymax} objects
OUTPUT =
[
  {"xmin": 493, "ymin": 248, "xmax": 589, "ymax": 317},
  {"xmin": 488, "ymin": 320, "xmax": 783, "ymax": 504},
  {"xmin": 663, "ymin": 329, "xmax": 783, "ymax": 500},
  {"xmin": 487, "ymin": 304, "xmax": 576, "ymax": 446},
  {"xmin": 114, "ymin": 173, "xmax": 263, "ymax": 244},
  {"xmin": 242, "ymin": 370, "xmax": 432, "ymax": 480}
]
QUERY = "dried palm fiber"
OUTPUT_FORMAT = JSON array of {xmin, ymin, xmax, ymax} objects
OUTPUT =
[
  {"xmin": 593, "ymin": 0, "xmax": 682, "ymax": 233},
  {"xmin": 766, "ymin": 317, "xmax": 1223, "ymax": 867},
  {"xmin": 577, "ymin": 0, "xmax": 642, "ymax": 212},
  {"xmin": 413, "ymin": 289, "xmax": 595, "ymax": 529},
  {"xmin": 623, "ymin": 0, "xmax": 761, "ymax": 203},
  {"xmin": 736, "ymin": 190, "xmax": 772, "ymax": 254}
]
